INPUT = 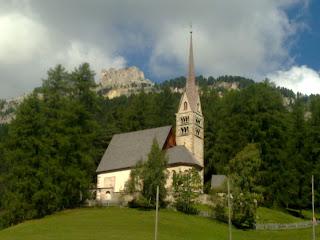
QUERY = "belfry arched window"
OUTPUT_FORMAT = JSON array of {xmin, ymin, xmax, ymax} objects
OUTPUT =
[{"xmin": 184, "ymin": 101, "xmax": 188, "ymax": 110}]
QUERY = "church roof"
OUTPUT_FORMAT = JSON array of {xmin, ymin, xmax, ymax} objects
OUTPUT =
[
  {"xmin": 165, "ymin": 145, "xmax": 202, "ymax": 168},
  {"xmin": 96, "ymin": 125, "xmax": 202, "ymax": 173}
]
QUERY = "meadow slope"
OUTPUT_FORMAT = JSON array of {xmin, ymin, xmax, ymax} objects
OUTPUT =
[{"xmin": 0, "ymin": 207, "xmax": 317, "ymax": 240}]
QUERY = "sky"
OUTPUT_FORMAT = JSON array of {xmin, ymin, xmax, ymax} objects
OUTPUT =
[{"xmin": 0, "ymin": 0, "xmax": 319, "ymax": 98}]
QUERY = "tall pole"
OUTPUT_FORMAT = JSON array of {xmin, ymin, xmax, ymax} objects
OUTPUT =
[
  {"xmin": 228, "ymin": 178, "xmax": 232, "ymax": 240},
  {"xmin": 155, "ymin": 186, "xmax": 159, "ymax": 240},
  {"xmin": 312, "ymin": 175, "xmax": 316, "ymax": 240}
]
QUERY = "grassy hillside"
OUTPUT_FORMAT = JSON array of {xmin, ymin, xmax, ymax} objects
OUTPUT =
[
  {"xmin": 256, "ymin": 207, "xmax": 305, "ymax": 224},
  {"xmin": 0, "ymin": 207, "xmax": 318, "ymax": 240}
]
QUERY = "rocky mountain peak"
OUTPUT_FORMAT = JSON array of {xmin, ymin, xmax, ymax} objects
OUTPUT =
[{"xmin": 100, "ymin": 66, "xmax": 153, "ymax": 89}]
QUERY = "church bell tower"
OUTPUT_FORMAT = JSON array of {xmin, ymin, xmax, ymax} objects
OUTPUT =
[{"xmin": 175, "ymin": 30, "xmax": 204, "ymax": 168}]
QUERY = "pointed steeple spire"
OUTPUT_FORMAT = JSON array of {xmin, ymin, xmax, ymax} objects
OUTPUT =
[
  {"xmin": 185, "ymin": 29, "xmax": 198, "ymax": 111},
  {"xmin": 187, "ymin": 29, "xmax": 196, "ymax": 91}
]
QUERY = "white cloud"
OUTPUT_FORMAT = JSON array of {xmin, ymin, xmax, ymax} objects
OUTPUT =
[
  {"xmin": 0, "ymin": 13, "xmax": 49, "ymax": 63},
  {"xmin": 55, "ymin": 41, "xmax": 126, "ymax": 78},
  {"xmin": 268, "ymin": 66, "xmax": 320, "ymax": 95},
  {"xmin": 147, "ymin": 0, "xmax": 303, "ymax": 80},
  {"xmin": 0, "ymin": 6, "xmax": 126, "ymax": 98},
  {"xmin": 0, "ymin": 0, "xmax": 310, "ymax": 98}
]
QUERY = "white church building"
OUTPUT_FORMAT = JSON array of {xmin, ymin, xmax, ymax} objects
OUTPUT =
[{"xmin": 96, "ymin": 31, "xmax": 204, "ymax": 201}]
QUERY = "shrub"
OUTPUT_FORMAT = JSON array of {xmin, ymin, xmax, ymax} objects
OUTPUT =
[
  {"xmin": 172, "ymin": 168, "xmax": 202, "ymax": 215},
  {"xmin": 212, "ymin": 196, "xmax": 228, "ymax": 223}
]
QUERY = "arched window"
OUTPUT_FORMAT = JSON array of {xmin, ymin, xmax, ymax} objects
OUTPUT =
[
  {"xmin": 184, "ymin": 101, "xmax": 188, "ymax": 110},
  {"xmin": 105, "ymin": 191, "xmax": 111, "ymax": 201},
  {"xmin": 197, "ymin": 103, "xmax": 200, "ymax": 112},
  {"xmin": 196, "ymin": 128, "xmax": 200, "ymax": 136}
]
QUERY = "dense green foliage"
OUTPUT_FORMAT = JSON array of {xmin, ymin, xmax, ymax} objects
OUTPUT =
[
  {"xmin": 229, "ymin": 144, "xmax": 262, "ymax": 229},
  {"xmin": 127, "ymin": 139, "xmax": 168, "ymax": 208},
  {"xmin": 172, "ymin": 168, "xmax": 202, "ymax": 214},
  {"xmin": 0, "ymin": 64, "xmax": 104, "ymax": 228},
  {"xmin": 212, "ymin": 144, "xmax": 262, "ymax": 229},
  {"xmin": 0, "ymin": 207, "xmax": 320, "ymax": 240},
  {"xmin": 158, "ymin": 75, "xmax": 254, "ymax": 90},
  {"xmin": 0, "ymin": 64, "xmax": 320, "ymax": 228}
]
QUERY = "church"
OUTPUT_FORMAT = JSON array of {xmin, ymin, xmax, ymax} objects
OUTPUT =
[{"xmin": 96, "ymin": 31, "xmax": 204, "ymax": 201}]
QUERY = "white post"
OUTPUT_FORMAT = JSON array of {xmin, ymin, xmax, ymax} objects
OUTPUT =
[
  {"xmin": 228, "ymin": 178, "xmax": 232, "ymax": 240},
  {"xmin": 155, "ymin": 186, "xmax": 159, "ymax": 240},
  {"xmin": 312, "ymin": 175, "xmax": 316, "ymax": 240}
]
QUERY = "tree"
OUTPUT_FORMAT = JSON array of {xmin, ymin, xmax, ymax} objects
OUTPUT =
[
  {"xmin": 228, "ymin": 143, "xmax": 262, "ymax": 229},
  {"xmin": 306, "ymin": 95, "xmax": 320, "ymax": 206},
  {"xmin": 126, "ymin": 139, "xmax": 168, "ymax": 208},
  {"xmin": 125, "ymin": 160, "xmax": 144, "ymax": 194},
  {"xmin": 0, "ymin": 63, "xmax": 102, "ymax": 227},
  {"xmin": 141, "ymin": 139, "xmax": 168, "ymax": 207},
  {"xmin": 281, "ymin": 98, "xmax": 309, "ymax": 211},
  {"xmin": 172, "ymin": 168, "xmax": 202, "ymax": 214}
]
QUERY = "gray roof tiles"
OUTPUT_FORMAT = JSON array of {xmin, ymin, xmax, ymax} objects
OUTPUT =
[
  {"xmin": 166, "ymin": 145, "xmax": 202, "ymax": 167},
  {"xmin": 96, "ymin": 125, "xmax": 202, "ymax": 173}
]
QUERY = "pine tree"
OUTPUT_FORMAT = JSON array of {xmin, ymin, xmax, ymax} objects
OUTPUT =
[{"xmin": 142, "ymin": 139, "xmax": 168, "ymax": 207}]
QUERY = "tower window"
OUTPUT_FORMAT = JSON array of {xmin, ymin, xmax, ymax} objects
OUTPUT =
[
  {"xmin": 184, "ymin": 101, "xmax": 188, "ymax": 110},
  {"xmin": 196, "ymin": 128, "xmax": 200, "ymax": 136},
  {"xmin": 181, "ymin": 116, "xmax": 190, "ymax": 125},
  {"xmin": 197, "ymin": 103, "xmax": 200, "ymax": 112},
  {"xmin": 180, "ymin": 126, "xmax": 189, "ymax": 135}
]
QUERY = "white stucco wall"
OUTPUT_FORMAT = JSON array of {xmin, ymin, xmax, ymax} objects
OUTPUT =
[
  {"xmin": 96, "ymin": 169, "xmax": 131, "ymax": 200},
  {"xmin": 96, "ymin": 165, "xmax": 201, "ymax": 200}
]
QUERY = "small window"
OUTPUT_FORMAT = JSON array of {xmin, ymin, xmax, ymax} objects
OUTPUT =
[
  {"xmin": 197, "ymin": 103, "xmax": 200, "ymax": 111},
  {"xmin": 184, "ymin": 101, "xmax": 188, "ymax": 110},
  {"xmin": 196, "ymin": 128, "xmax": 200, "ymax": 136},
  {"xmin": 181, "ymin": 116, "xmax": 189, "ymax": 125},
  {"xmin": 181, "ymin": 127, "xmax": 189, "ymax": 135}
]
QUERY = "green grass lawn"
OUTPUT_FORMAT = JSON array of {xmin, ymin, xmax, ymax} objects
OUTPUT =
[
  {"xmin": 195, "ymin": 203, "xmax": 211, "ymax": 212},
  {"xmin": 302, "ymin": 210, "xmax": 320, "ymax": 220},
  {"xmin": 0, "ymin": 207, "xmax": 318, "ymax": 240},
  {"xmin": 256, "ymin": 207, "xmax": 306, "ymax": 224}
]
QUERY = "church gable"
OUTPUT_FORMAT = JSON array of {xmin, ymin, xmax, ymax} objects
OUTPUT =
[
  {"xmin": 177, "ymin": 92, "xmax": 192, "ymax": 113},
  {"xmin": 163, "ymin": 128, "xmax": 176, "ymax": 150}
]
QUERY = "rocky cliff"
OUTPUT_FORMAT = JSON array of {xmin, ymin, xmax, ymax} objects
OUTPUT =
[
  {"xmin": 0, "ymin": 95, "xmax": 26, "ymax": 124},
  {"xmin": 97, "ymin": 66, "xmax": 154, "ymax": 99}
]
